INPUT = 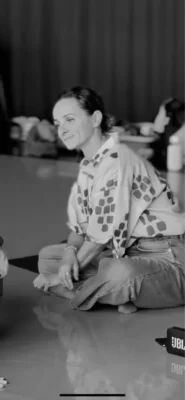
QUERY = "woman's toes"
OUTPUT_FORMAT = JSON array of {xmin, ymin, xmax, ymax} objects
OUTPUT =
[
  {"xmin": 33, "ymin": 275, "xmax": 41, "ymax": 286},
  {"xmin": 33, "ymin": 274, "xmax": 48, "ymax": 290}
]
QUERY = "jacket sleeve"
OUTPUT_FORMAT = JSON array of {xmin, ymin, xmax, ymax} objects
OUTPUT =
[{"xmin": 67, "ymin": 181, "xmax": 86, "ymax": 235}]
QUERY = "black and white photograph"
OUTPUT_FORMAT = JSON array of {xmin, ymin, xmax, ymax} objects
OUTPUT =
[{"xmin": 0, "ymin": 1, "xmax": 184, "ymax": 399}]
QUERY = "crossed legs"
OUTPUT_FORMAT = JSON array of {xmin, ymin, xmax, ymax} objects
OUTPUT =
[{"xmin": 34, "ymin": 243, "xmax": 185, "ymax": 312}]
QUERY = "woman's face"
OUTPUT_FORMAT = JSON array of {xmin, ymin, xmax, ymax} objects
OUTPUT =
[{"xmin": 53, "ymin": 98, "xmax": 94, "ymax": 150}]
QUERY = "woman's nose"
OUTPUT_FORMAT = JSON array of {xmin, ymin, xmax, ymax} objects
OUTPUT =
[{"xmin": 58, "ymin": 124, "xmax": 68, "ymax": 138}]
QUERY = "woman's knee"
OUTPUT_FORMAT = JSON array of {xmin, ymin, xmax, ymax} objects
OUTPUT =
[
  {"xmin": 38, "ymin": 244, "xmax": 64, "ymax": 274},
  {"xmin": 39, "ymin": 244, "xmax": 65, "ymax": 259}
]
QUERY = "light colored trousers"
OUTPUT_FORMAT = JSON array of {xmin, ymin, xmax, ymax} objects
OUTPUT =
[{"xmin": 38, "ymin": 235, "xmax": 185, "ymax": 311}]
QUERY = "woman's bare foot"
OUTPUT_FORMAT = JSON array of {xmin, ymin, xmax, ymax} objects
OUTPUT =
[
  {"xmin": 118, "ymin": 302, "xmax": 138, "ymax": 314},
  {"xmin": 33, "ymin": 273, "xmax": 78, "ymax": 300},
  {"xmin": 33, "ymin": 274, "xmax": 50, "ymax": 292},
  {"xmin": 33, "ymin": 273, "xmax": 62, "ymax": 292}
]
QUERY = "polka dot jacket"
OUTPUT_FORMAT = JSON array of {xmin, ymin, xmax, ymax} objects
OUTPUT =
[{"xmin": 67, "ymin": 133, "xmax": 184, "ymax": 258}]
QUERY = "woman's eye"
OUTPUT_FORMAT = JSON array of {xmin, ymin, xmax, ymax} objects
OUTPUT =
[{"xmin": 66, "ymin": 118, "xmax": 74, "ymax": 123}]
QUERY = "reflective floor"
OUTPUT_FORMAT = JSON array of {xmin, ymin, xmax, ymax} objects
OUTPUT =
[{"xmin": 0, "ymin": 155, "xmax": 185, "ymax": 400}]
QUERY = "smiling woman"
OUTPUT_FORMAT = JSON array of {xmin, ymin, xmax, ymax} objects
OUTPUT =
[
  {"xmin": 33, "ymin": 86, "xmax": 185, "ymax": 314},
  {"xmin": 52, "ymin": 87, "xmax": 114, "ymax": 154}
]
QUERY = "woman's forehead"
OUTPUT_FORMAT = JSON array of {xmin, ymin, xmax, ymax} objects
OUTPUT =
[{"xmin": 53, "ymin": 98, "xmax": 83, "ymax": 119}]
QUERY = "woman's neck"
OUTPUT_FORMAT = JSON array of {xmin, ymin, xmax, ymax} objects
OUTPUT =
[{"xmin": 80, "ymin": 129, "xmax": 107, "ymax": 160}]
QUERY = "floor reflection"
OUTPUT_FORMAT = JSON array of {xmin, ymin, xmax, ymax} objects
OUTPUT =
[
  {"xmin": 33, "ymin": 299, "xmax": 122, "ymax": 397},
  {"xmin": 126, "ymin": 372, "xmax": 180, "ymax": 400},
  {"xmin": 0, "ymin": 390, "xmax": 35, "ymax": 400},
  {"xmin": 33, "ymin": 297, "xmax": 184, "ymax": 399}
]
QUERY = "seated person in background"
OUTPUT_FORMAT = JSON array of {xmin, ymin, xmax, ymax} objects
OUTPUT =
[
  {"xmin": 0, "ymin": 236, "xmax": 9, "ymax": 279},
  {"xmin": 33, "ymin": 86, "xmax": 185, "ymax": 313}
]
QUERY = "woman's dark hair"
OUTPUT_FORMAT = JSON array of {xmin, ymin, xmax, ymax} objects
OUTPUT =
[{"xmin": 56, "ymin": 86, "xmax": 115, "ymax": 134}]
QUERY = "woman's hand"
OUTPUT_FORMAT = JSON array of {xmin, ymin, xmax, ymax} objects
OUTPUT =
[{"xmin": 58, "ymin": 249, "xmax": 79, "ymax": 290}]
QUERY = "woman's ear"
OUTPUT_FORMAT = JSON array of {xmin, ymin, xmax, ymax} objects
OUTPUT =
[{"xmin": 92, "ymin": 110, "xmax": 103, "ymax": 128}]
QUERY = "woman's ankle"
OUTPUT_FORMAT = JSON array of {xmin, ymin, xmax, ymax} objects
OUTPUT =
[{"xmin": 49, "ymin": 284, "xmax": 75, "ymax": 300}]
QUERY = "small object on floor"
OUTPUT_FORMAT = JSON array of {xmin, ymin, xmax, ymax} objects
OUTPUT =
[
  {"xmin": 155, "ymin": 326, "xmax": 185, "ymax": 357},
  {"xmin": 0, "ymin": 377, "xmax": 8, "ymax": 389},
  {"xmin": 155, "ymin": 337, "xmax": 167, "ymax": 348},
  {"xmin": 0, "ymin": 248, "xmax": 9, "ymax": 278}
]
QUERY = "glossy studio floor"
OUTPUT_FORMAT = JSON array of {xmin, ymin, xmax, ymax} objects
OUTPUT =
[{"xmin": 0, "ymin": 154, "xmax": 184, "ymax": 400}]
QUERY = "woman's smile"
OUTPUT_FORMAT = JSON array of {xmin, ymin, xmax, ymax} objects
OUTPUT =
[{"xmin": 64, "ymin": 135, "xmax": 74, "ymax": 140}]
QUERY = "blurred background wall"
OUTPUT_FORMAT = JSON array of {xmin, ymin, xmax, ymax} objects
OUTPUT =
[{"xmin": 0, "ymin": 0, "xmax": 184, "ymax": 122}]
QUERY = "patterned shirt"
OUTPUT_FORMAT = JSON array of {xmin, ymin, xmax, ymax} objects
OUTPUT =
[{"xmin": 67, "ymin": 133, "xmax": 184, "ymax": 257}]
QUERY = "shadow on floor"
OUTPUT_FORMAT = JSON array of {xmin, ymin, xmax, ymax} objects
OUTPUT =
[
  {"xmin": 9, "ymin": 255, "xmax": 38, "ymax": 273},
  {"xmin": 9, "ymin": 240, "xmax": 67, "ymax": 273}
]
